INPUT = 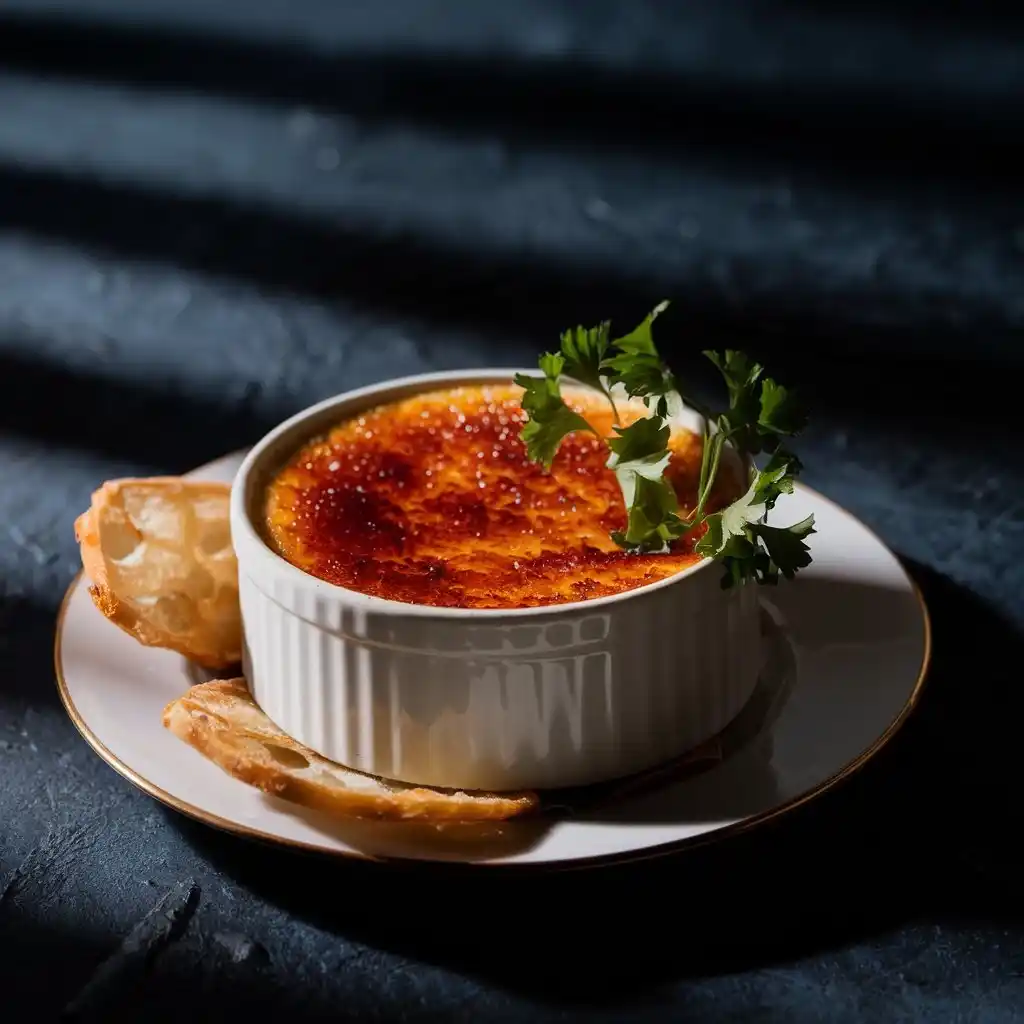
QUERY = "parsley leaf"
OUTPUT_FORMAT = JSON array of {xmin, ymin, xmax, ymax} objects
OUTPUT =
[
  {"xmin": 515, "ymin": 302, "xmax": 816, "ymax": 587},
  {"xmin": 611, "ymin": 474, "xmax": 686, "ymax": 552},
  {"xmin": 606, "ymin": 415, "xmax": 671, "ymax": 468},
  {"xmin": 704, "ymin": 349, "xmax": 808, "ymax": 454},
  {"xmin": 757, "ymin": 379, "xmax": 808, "ymax": 438},
  {"xmin": 694, "ymin": 475, "xmax": 768, "ymax": 560},
  {"xmin": 604, "ymin": 417, "xmax": 683, "ymax": 551},
  {"xmin": 558, "ymin": 320, "xmax": 618, "ymax": 415},
  {"xmin": 751, "ymin": 517, "xmax": 816, "ymax": 578},
  {"xmin": 602, "ymin": 300, "xmax": 680, "ymax": 405},
  {"xmin": 751, "ymin": 448, "xmax": 802, "ymax": 508},
  {"xmin": 695, "ymin": 455, "xmax": 815, "ymax": 586},
  {"xmin": 513, "ymin": 353, "xmax": 595, "ymax": 468},
  {"xmin": 703, "ymin": 350, "xmax": 762, "ymax": 421}
]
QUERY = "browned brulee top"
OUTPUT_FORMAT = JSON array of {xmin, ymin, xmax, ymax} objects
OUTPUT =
[{"xmin": 263, "ymin": 385, "xmax": 739, "ymax": 609}]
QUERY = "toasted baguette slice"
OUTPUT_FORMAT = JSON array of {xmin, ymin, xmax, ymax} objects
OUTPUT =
[
  {"xmin": 75, "ymin": 478, "xmax": 241, "ymax": 669},
  {"xmin": 163, "ymin": 679, "xmax": 539, "ymax": 822}
]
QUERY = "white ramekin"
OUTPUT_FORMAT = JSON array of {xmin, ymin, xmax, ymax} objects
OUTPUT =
[{"xmin": 230, "ymin": 370, "xmax": 762, "ymax": 791}]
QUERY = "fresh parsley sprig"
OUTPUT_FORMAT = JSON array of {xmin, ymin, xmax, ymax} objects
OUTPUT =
[
  {"xmin": 516, "ymin": 352, "xmax": 597, "ymax": 468},
  {"xmin": 513, "ymin": 302, "xmax": 815, "ymax": 588}
]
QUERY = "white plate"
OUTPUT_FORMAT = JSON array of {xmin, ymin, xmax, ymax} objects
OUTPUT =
[{"xmin": 56, "ymin": 452, "xmax": 930, "ymax": 869}]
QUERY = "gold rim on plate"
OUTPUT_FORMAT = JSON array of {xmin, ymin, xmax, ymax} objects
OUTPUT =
[{"xmin": 53, "ymin": 483, "xmax": 932, "ymax": 871}]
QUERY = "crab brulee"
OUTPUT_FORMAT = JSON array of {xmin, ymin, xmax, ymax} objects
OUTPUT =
[{"xmin": 263, "ymin": 385, "xmax": 741, "ymax": 610}]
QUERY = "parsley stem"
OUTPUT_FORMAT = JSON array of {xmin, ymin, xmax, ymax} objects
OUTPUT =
[
  {"xmin": 693, "ymin": 429, "xmax": 726, "ymax": 523},
  {"xmin": 604, "ymin": 388, "xmax": 620, "ymax": 425},
  {"xmin": 695, "ymin": 423, "xmax": 714, "ymax": 503}
]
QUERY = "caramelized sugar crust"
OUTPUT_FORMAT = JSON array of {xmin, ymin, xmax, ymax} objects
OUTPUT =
[{"xmin": 264, "ymin": 386, "xmax": 737, "ymax": 609}]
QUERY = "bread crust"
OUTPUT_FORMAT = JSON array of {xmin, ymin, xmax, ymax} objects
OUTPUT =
[
  {"xmin": 163, "ymin": 679, "xmax": 540, "ymax": 822},
  {"xmin": 75, "ymin": 477, "xmax": 241, "ymax": 668}
]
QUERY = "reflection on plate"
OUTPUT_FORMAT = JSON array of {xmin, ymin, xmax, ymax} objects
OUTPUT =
[{"xmin": 55, "ymin": 451, "xmax": 930, "ymax": 869}]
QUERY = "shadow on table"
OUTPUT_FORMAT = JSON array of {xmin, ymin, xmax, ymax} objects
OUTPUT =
[
  {"xmin": 0, "ymin": 589, "xmax": 95, "ymax": 726},
  {"xmin": 170, "ymin": 557, "xmax": 1022, "ymax": 1008},
  {"xmin": 0, "ymin": 912, "xmax": 116, "ymax": 1022},
  {"xmin": 1, "ymin": 5, "xmax": 1023, "ymax": 195},
  {"xmin": 0, "ymin": 343, "xmax": 286, "ymax": 475},
  {"xmin": 0, "ymin": 908, "xmax": 327, "ymax": 1024},
  {"xmin": 884, "ymin": 558, "xmax": 1023, "ymax": 894}
]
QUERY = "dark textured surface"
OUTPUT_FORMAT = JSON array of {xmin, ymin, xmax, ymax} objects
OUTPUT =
[{"xmin": 1, "ymin": 2, "xmax": 1022, "ymax": 1021}]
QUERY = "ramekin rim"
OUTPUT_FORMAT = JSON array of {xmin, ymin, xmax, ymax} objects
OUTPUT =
[{"xmin": 229, "ymin": 367, "xmax": 727, "ymax": 622}]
